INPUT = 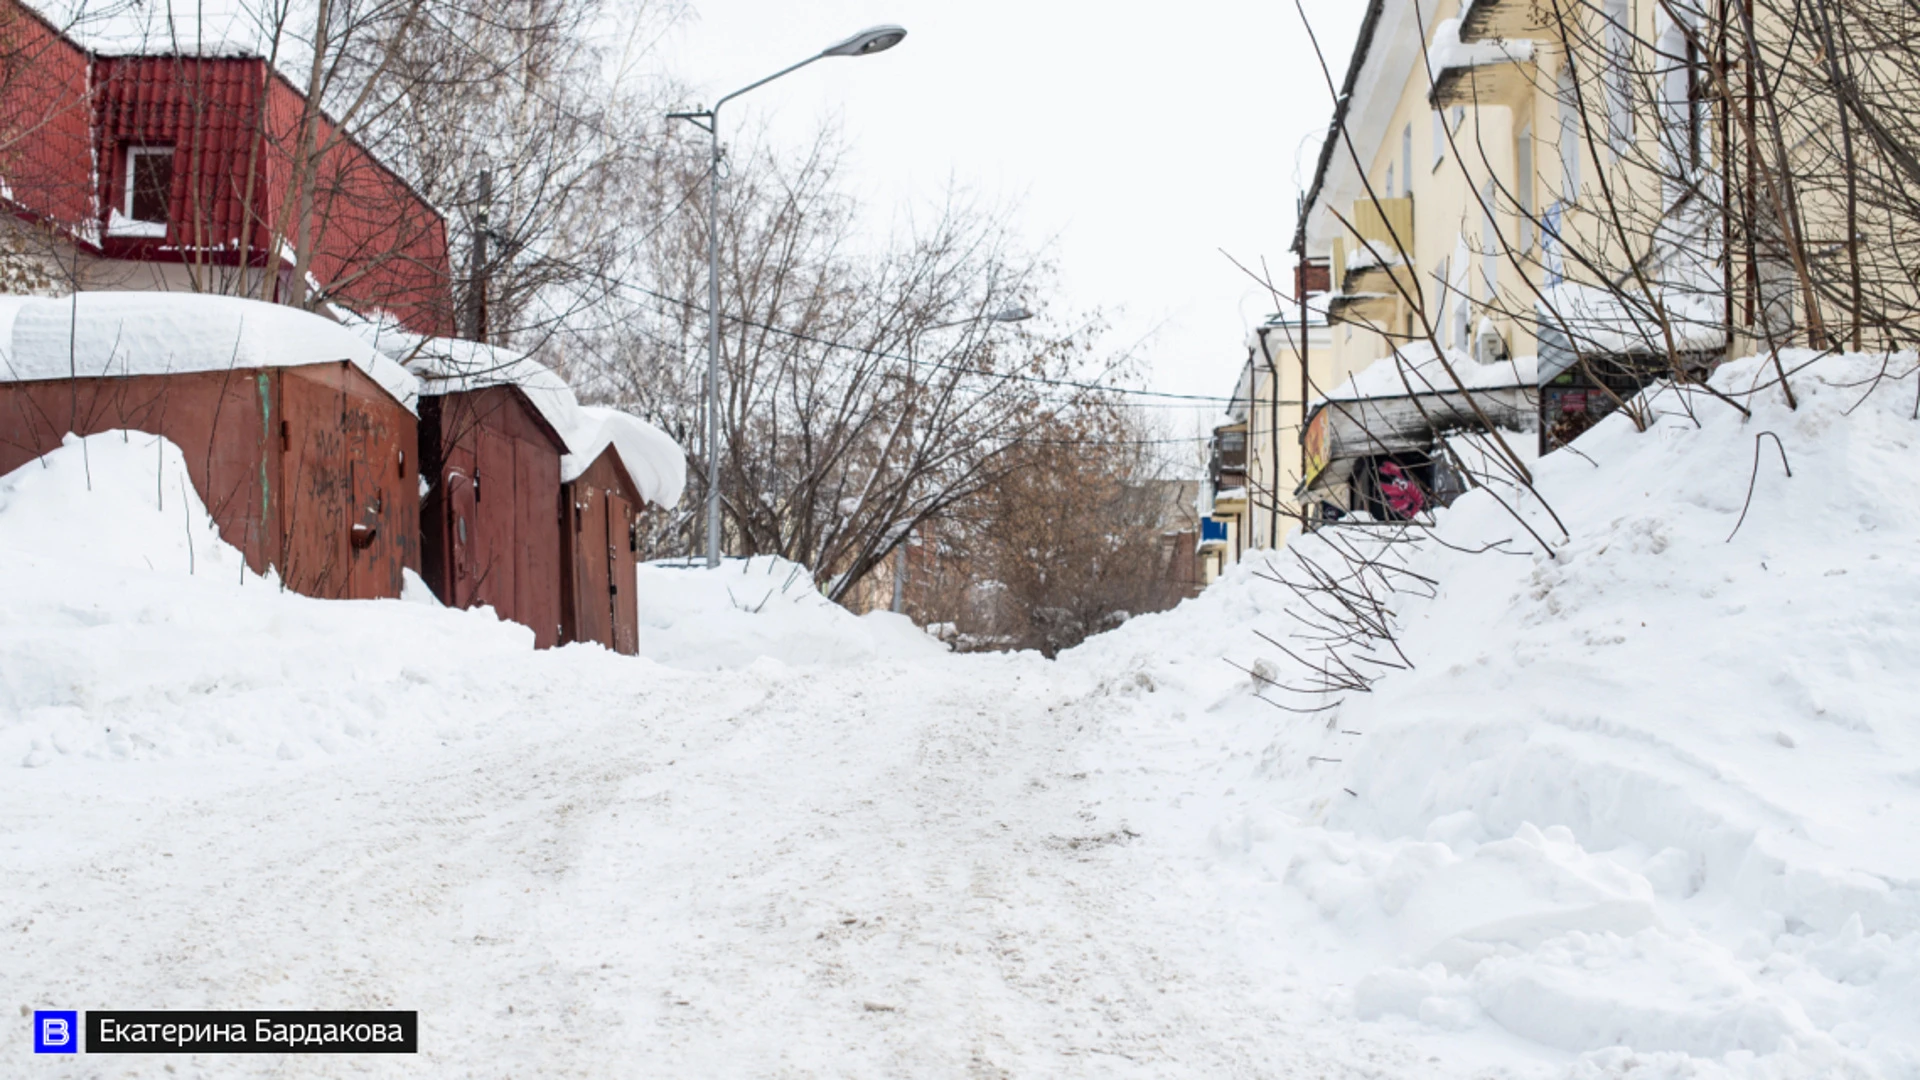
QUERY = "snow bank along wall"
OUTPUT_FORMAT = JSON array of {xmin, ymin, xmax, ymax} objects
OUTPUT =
[
  {"xmin": 0, "ymin": 362, "xmax": 420, "ymax": 598},
  {"xmin": 416, "ymin": 385, "xmax": 567, "ymax": 648}
]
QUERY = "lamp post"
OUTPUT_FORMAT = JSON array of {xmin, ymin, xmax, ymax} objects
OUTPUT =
[
  {"xmin": 669, "ymin": 24, "xmax": 907, "ymax": 568},
  {"xmin": 890, "ymin": 305, "xmax": 1033, "ymax": 613}
]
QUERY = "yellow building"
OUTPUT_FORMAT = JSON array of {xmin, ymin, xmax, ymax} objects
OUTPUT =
[
  {"xmin": 1287, "ymin": 0, "xmax": 1769, "ymax": 515},
  {"xmin": 1198, "ymin": 301, "xmax": 1335, "ymax": 582}
]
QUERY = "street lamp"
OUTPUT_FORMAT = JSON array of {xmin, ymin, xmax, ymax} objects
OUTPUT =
[
  {"xmin": 669, "ymin": 25, "xmax": 907, "ymax": 568},
  {"xmin": 890, "ymin": 305, "xmax": 1034, "ymax": 613}
]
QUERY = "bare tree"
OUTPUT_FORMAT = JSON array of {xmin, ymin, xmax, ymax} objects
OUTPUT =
[
  {"xmin": 918, "ymin": 404, "xmax": 1196, "ymax": 656},
  {"xmin": 578, "ymin": 125, "xmax": 1118, "ymax": 605}
]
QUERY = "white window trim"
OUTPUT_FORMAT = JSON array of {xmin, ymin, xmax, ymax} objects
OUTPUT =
[
  {"xmin": 1517, "ymin": 121, "xmax": 1535, "ymax": 251},
  {"xmin": 124, "ymin": 145, "xmax": 174, "ymax": 223},
  {"xmin": 1401, "ymin": 123, "xmax": 1413, "ymax": 196}
]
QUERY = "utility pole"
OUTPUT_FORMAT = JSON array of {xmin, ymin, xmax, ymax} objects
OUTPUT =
[
  {"xmin": 468, "ymin": 169, "xmax": 491, "ymax": 342},
  {"xmin": 669, "ymin": 24, "xmax": 906, "ymax": 568}
]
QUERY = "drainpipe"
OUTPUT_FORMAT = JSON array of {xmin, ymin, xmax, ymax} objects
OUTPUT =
[
  {"xmin": 890, "ymin": 540, "xmax": 906, "ymax": 613},
  {"xmin": 1298, "ymin": 264, "xmax": 1312, "ymax": 532},
  {"xmin": 1256, "ymin": 325, "xmax": 1281, "ymax": 549}
]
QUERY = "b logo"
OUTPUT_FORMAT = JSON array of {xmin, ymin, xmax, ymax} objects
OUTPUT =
[{"xmin": 33, "ymin": 1011, "xmax": 77, "ymax": 1054}]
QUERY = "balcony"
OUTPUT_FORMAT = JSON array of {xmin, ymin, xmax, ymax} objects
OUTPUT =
[
  {"xmin": 1457, "ymin": 0, "xmax": 1554, "ymax": 44},
  {"xmin": 1428, "ymin": 16, "xmax": 1537, "ymax": 110},
  {"xmin": 1327, "ymin": 196, "xmax": 1414, "ymax": 325},
  {"xmin": 1325, "ymin": 291, "xmax": 1395, "ymax": 328},
  {"xmin": 1209, "ymin": 426, "xmax": 1248, "ymax": 489}
]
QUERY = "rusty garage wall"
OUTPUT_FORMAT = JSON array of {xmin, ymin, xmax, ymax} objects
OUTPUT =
[
  {"xmin": 559, "ymin": 447, "xmax": 641, "ymax": 655},
  {"xmin": 0, "ymin": 361, "xmax": 418, "ymax": 598},
  {"xmin": 417, "ymin": 385, "xmax": 566, "ymax": 647}
]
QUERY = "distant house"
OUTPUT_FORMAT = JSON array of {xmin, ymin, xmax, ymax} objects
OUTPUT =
[
  {"xmin": 0, "ymin": 0, "xmax": 452, "ymax": 334},
  {"xmin": 0, "ymin": 292, "xmax": 421, "ymax": 598},
  {"xmin": 1198, "ymin": 418, "xmax": 1247, "ymax": 584}
]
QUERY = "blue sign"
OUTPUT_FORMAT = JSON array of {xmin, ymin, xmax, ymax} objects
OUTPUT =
[
  {"xmin": 1201, "ymin": 518, "xmax": 1229, "ymax": 543},
  {"xmin": 34, "ymin": 1011, "xmax": 78, "ymax": 1054}
]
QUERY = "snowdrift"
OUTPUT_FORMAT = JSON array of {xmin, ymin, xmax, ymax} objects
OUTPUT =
[
  {"xmin": 633, "ymin": 555, "xmax": 947, "ymax": 670},
  {"xmin": 1067, "ymin": 351, "xmax": 1920, "ymax": 1077},
  {"xmin": 0, "ymin": 431, "xmax": 548, "ymax": 767},
  {"xmin": 0, "ymin": 434, "xmax": 937, "ymax": 769}
]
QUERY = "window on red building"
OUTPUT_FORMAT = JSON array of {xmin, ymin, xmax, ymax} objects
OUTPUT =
[{"xmin": 124, "ymin": 146, "xmax": 173, "ymax": 224}]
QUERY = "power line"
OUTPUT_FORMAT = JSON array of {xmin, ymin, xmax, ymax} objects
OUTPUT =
[{"xmin": 603, "ymin": 277, "xmax": 1237, "ymax": 405}]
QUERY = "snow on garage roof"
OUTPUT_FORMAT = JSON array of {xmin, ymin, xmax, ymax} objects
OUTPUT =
[
  {"xmin": 346, "ymin": 317, "xmax": 584, "ymax": 446},
  {"xmin": 1317, "ymin": 341, "xmax": 1536, "ymax": 405},
  {"xmin": 0, "ymin": 291, "xmax": 418, "ymax": 410},
  {"xmin": 562, "ymin": 405, "xmax": 686, "ymax": 510},
  {"xmin": 343, "ymin": 315, "xmax": 685, "ymax": 509}
]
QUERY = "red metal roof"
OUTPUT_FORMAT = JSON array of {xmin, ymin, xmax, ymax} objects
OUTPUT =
[{"xmin": 0, "ymin": 0, "xmax": 452, "ymax": 336}]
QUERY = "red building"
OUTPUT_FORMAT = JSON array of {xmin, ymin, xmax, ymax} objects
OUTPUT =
[{"xmin": 0, "ymin": 0, "xmax": 452, "ymax": 334}]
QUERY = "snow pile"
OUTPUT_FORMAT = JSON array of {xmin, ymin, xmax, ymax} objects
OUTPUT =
[
  {"xmin": 1321, "ymin": 340, "xmax": 1536, "ymax": 402},
  {"xmin": 0, "ymin": 430, "xmax": 923, "ymax": 775},
  {"xmin": 631, "ymin": 556, "xmax": 946, "ymax": 670},
  {"xmin": 0, "ymin": 292, "xmax": 417, "ymax": 410},
  {"xmin": 1065, "ymin": 351, "xmax": 1920, "ymax": 1077},
  {"xmin": 0, "ymin": 431, "xmax": 564, "ymax": 767},
  {"xmin": 0, "ymin": 430, "xmax": 241, "ymax": 579},
  {"xmin": 1539, "ymin": 278, "xmax": 1728, "ymax": 360}
]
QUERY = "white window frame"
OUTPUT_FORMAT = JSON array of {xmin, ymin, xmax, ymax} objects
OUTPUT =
[
  {"xmin": 1401, "ymin": 123, "xmax": 1413, "ymax": 195},
  {"xmin": 1558, "ymin": 65, "xmax": 1583, "ymax": 203},
  {"xmin": 124, "ymin": 145, "xmax": 175, "ymax": 223},
  {"xmin": 1480, "ymin": 180, "xmax": 1498, "ymax": 305},
  {"xmin": 1657, "ymin": 9, "xmax": 1706, "ymax": 179},
  {"xmin": 1516, "ymin": 122, "xmax": 1535, "ymax": 251},
  {"xmin": 1603, "ymin": 0, "xmax": 1634, "ymax": 159}
]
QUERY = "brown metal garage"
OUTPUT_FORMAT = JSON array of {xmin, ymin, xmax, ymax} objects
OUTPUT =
[{"xmin": 0, "ymin": 293, "xmax": 420, "ymax": 598}]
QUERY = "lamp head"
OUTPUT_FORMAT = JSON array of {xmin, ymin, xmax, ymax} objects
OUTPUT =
[
  {"xmin": 991, "ymin": 306, "xmax": 1034, "ymax": 323},
  {"xmin": 822, "ymin": 25, "xmax": 907, "ymax": 57}
]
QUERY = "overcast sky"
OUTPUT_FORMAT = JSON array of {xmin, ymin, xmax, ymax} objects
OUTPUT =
[{"xmin": 659, "ymin": 1, "xmax": 1366, "ymax": 416}]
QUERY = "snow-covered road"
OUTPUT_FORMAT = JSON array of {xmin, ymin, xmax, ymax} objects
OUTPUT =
[{"xmin": 5, "ymin": 637, "xmax": 1409, "ymax": 1077}]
